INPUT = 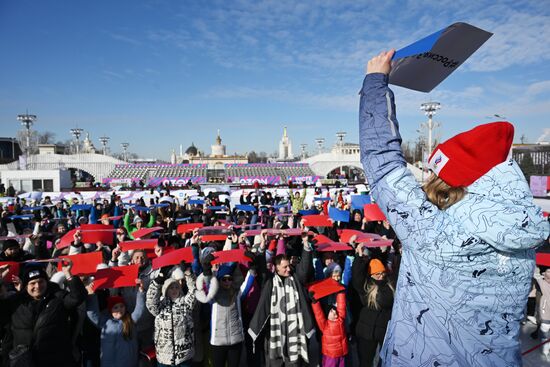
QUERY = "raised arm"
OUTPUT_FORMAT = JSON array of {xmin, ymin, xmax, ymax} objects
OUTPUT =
[
  {"xmin": 239, "ymin": 269, "xmax": 256, "ymax": 302},
  {"xmin": 359, "ymin": 50, "xmax": 406, "ymax": 191},
  {"xmin": 183, "ymin": 271, "xmax": 197, "ymax": 308},
  {"xmin": 352, "ymin": 251, "xmax": 368, "ymax": 296},
  {"xmin": 195, "ymin": 273, "xmax": 219, "ymax": 303},
  {"xmin": 131, "ymin": 290, "xmax": 145, "ymax": 322},
  {"xmin": 86, "ymin": 294, "xmax": 108, "ymax": 328},
  {"xmin": 146, "ymin": 281, "xmax": 163, "ymax": 317}
]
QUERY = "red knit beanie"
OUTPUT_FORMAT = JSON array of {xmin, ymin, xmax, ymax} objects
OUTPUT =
[
  {"xmin": 107, "ymin": 296, "xmax": 125, "ymax": 312},
  {"xmin": 427, "ymin": 122, "xmax": 514, "ymax": 187}
]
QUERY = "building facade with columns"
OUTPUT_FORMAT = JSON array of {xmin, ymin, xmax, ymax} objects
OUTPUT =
[{"xmin": 173, "ymin": 130, "xmax": 248, "ymax": 169}]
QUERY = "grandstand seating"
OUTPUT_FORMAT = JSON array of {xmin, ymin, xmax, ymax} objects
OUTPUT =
[
  {"xmin": 105, "ymin": 164, "xmax": 208, "ymax": 182},
  {"xmin": 104, "ymin": 163, "xmax": 316, "ymax": 185},
  {"xmin": 225, "ymin": 163, "xmax": 316, "ymax": 181}
]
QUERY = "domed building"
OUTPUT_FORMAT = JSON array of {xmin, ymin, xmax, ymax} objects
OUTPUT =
[{"xmin": 185, "ymin": 143, "xmax": 198, "ymax": 157}]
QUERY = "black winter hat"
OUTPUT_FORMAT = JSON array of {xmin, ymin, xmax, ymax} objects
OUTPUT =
[
  {"xmin": 2, "ymin": 239, "xmax": 20, "ymax": 252},
  {"xmin": 21, "ymin": 267, "xmax": 49, "ymax": 287}
]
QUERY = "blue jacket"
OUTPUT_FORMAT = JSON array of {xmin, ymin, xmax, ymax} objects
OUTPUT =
[
  {"xmin": 359, "ymin": 73, "xmax": 550, "ymax": 366},
  {"xmin": 86, "ymin": 291, "xmax": 145, "ymax": 367}
]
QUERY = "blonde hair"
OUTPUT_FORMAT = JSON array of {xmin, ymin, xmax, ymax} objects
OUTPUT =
[
  {"xmin": 422, "ymin": 174, "xmax": 467, "ymax": 210},
  {"xmin": 364, "ymin": 279, "xmax": 395, "ymax": 310}
]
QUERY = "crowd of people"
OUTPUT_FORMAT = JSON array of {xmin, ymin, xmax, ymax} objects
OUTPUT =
[
  {"xmin": 0, "ymin": 182, "xmax": 405, "ymax": 367},
  {"xmin": 0, "ymin": 49, "xmax": 548, "ymax": 367}
]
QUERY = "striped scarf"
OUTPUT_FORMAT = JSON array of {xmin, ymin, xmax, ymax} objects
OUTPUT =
[{"xmin": 269, "ymin": 274, "xmax": 308, "ymax": 363}]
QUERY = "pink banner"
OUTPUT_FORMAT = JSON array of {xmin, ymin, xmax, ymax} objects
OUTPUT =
[{"xmin": 227, "ymin": 176, "xmax": 281, "ymax": 185}]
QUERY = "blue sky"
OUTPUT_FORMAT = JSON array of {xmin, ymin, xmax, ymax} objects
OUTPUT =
[{"xmin": 1, "ymin": 0, "xmax": 549, "ymax": 160}]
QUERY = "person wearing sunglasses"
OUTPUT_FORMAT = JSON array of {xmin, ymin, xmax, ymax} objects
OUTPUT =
[
  {"xmin": 352, "ymin": 243, "xmax": 395, "ymax": 367},
  {"xmin": 195, "ymin": 254, "xmax": 256, "ymax": 367}
]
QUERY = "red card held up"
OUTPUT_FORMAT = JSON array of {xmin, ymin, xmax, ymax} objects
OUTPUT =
[
  {"xmin": 303, "ymin": 215, "xmax": 333, "ymax": 227},
  {"xmin": 152, "ymin": 247, "xmax": 194, "ymax": 270},
  {"xmin": 308, "ymin": 278, "xmax": 345, "ymax": 300},
  {"xmin": 211, "ymin": 249, "xmax": 251, "ymax": 265},
  {"xmin": 119, "ymin": 239, "xmax": 158, "ymax": 252},
  {"xmin": 364, "ymin": 239, "xmax": 394, "ymax": 248},
  {"xmin": 92, "ymin": 264, "xmax": 140, "ymax": 290},
  {"xmin": 339, "ymin": 229, "xmax": 363, "ymax": 243},
  {"xmin": 57, "ymin": 229, "xmax": 78, "ymax": 249},
  {"xmin": 355, "ymin": 233, "xmax": 383, "ymax": 243},
  {"xmin": 80, "ymin": 224, "xmax": 114, "ymax": 231},
  {"xmin": 0, "ymin": 261, "xmax": 20, "ymax": 284},
  {"xmin": 201, "ymin": 234, "xmax": 228, "ymax": 242},
  {"xmin": 57, "ymin": 251, "xmax": 104, "ymax": 276},
  {"xmin": 536, "ymin": 253, "xmax": 550, "ymax": 267},
  {"xmin": 313, "ymin": 234, "xmax": 336, "ymax": 245},
  {"xmin": 363, "ymin": 203, "xmax": 386, "ymax": 222},
  {"xmin": 317, "ymin": 243, "xmax": 353, "ymax": 252},
  {"xmin": 132, "ymin": 226, "xmax": 163, "ymax": 239},
  {"xmin": 82, "ymin": 229, "xmax": 114, "ymax": 246},
  {"xmin": 177, "ymin": 223, "xmax": 204, "ymax": 234}
]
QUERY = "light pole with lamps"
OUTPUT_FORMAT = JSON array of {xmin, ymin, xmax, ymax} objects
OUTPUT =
[
  {"xmin": 99, "ymin": 135, "xmax": 110, "ymax": 155},
  {"xmin": 420, "ymin": 101, "xmax": 441, "ymax": 155},
  {"xmin": 335, "ymin": 132, "xmax": 347, "ymax": 176},
  {"xmin": 315, "ymin": 138, "xmax": 325, "ymax": 155},
  {"xmin": 70, "ymin": 127, "xmax": 84, "ymax": 154},
  {"xmin": 121, "ymin": 143, "xmax": 129, "ymax": 162},
  {"xmin": 300, "ymin": 143, "xmax": 308, "ymax": 160},
  {"xmin": 17, "ymin": 111, "xmax": 37, "ymax": 158}
]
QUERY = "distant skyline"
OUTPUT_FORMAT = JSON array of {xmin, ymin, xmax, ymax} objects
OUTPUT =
[{"xmin": 1, "ymin": 0, "xmax": 549, "ymax": 160}]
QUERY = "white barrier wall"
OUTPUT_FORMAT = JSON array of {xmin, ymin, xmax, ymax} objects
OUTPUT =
[{"xmin": 1, "ymin": 169, "xmax": 72, "ymax": 192}]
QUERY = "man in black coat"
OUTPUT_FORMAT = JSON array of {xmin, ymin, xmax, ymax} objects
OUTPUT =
[
  {"xmin": 0, "ymin": 239, "xmax": 34, "ymax": 263},
  {"xmin": 0, "ymin": 260, "xmax": 86, "ymax": 367},
  {"xmin": 248, "ymin": 234, "xmax": 315, "ymax": 367}
]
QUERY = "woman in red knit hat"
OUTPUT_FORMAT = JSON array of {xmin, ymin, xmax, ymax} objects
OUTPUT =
[
  {"xmin": 86, "ymin": 280, "xmax": 145, "ymax": 367},
  {"xmin": 359, "ymin": 49, "xmax": 550, "ymax": 366}
]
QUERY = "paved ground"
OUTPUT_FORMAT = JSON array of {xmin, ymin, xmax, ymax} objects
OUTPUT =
[
  {"xmin": 236, "ymin": 322, "xmax": 550, "ymax": 366},
  {"xmin": 520, "ymin": 322, "xmax": 550, "ymax": 366}
]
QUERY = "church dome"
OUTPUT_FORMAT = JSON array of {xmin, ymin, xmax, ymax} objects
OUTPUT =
[{"xmin": 185, "ymin": 143, "xmax": 198, "ymax": 156}]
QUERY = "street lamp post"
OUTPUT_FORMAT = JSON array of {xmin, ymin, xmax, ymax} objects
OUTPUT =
[
  {"xmin": 17, "ymin": 112, "xmax": 37, "ymax": 158},
  {"xmin": 121, "ymin": 143, "xmax": 129, "ymax": 162},
  {"xmin": 70, "ymin": 127, "xmax": 84, "ymax": 154},
  {"xmin": 335, "ymin": 132, "xmax": 347, "ymax": 177},
  {"xmin": 315, "ymin": 138, "xmax": 325, "ymax": 155},
  {"xmin": 420, "ymin": 102, "xmax": 441, "ymax": 155},
  {"xmin": 300, "ymin": 143, "xmax": 308, "ymax": 160},
  {"xmin": 335, "ymin": 131, "xmax": 347, "ymax": 147},
  {"xmin": 99, "ymin": 135, "xmax": 110, "ymax": 155}
]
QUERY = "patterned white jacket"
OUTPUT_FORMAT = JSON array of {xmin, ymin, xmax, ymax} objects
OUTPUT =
[
  {"xmin": 146, "ymin": 275, "xmax": 196, "ymax": 365},
  {"xmin": 359, "ymin": 73, "xmax": 550, "ymax": 366}
]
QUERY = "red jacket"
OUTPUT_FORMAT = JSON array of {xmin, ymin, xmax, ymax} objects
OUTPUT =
[{"xmin": 312, "ymin": 292, "xmax": 348, "ymax": 358}]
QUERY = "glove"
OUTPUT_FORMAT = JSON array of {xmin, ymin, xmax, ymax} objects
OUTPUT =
[
  {"xmin": 308, "ymin": 291, "xmax": 318, "ymax": 304},
  {"xmin": 244, "ymin": 250, "xmax": 255, "ymax": 261},
  {"xmin": 202, "ymin": 262, "xmax": 213, "ymax": 276},
  {"xmin": 154, "ymin": 271, "xmax": 167, "ymax": 285},
  {"xmin": 201, "ymin": 253, "xmax": 214, "ymax": 276}
]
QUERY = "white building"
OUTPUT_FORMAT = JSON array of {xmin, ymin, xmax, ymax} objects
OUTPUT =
[
  {"xmin": 278, "ymin": 127, "xmax": 293, "ymax": 160},
  {"xmin": 1, "ymin": 169, "xmax": 72, "ymax": 192},
  {"xmin": 211, "ymin": 130, "xmax": 227, "ymax": 157}
]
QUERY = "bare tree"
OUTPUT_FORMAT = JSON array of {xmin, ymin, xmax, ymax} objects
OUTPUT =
[{"xmin": 37, "ymin": 131, "xmax": 56, "ymax": 144}]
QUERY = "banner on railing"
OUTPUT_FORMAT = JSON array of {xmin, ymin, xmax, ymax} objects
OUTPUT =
[
  {"xmin": 147, "ymin": 177, "xmax": 207, "ymax": 187},
  {"xmin": 224, "ymin": 163, "xmax": 309, "ymax": 168},
  {"xmin": 288, "ymin": 176, "xmax": 320, "ymax": 184},
  {"xmin": 102, "ymin": 178, "xmax": 140, "ymax": 186},
  {"xmin": 227, "ymin": 176, "xmax": 282, "ymax": 185}
]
